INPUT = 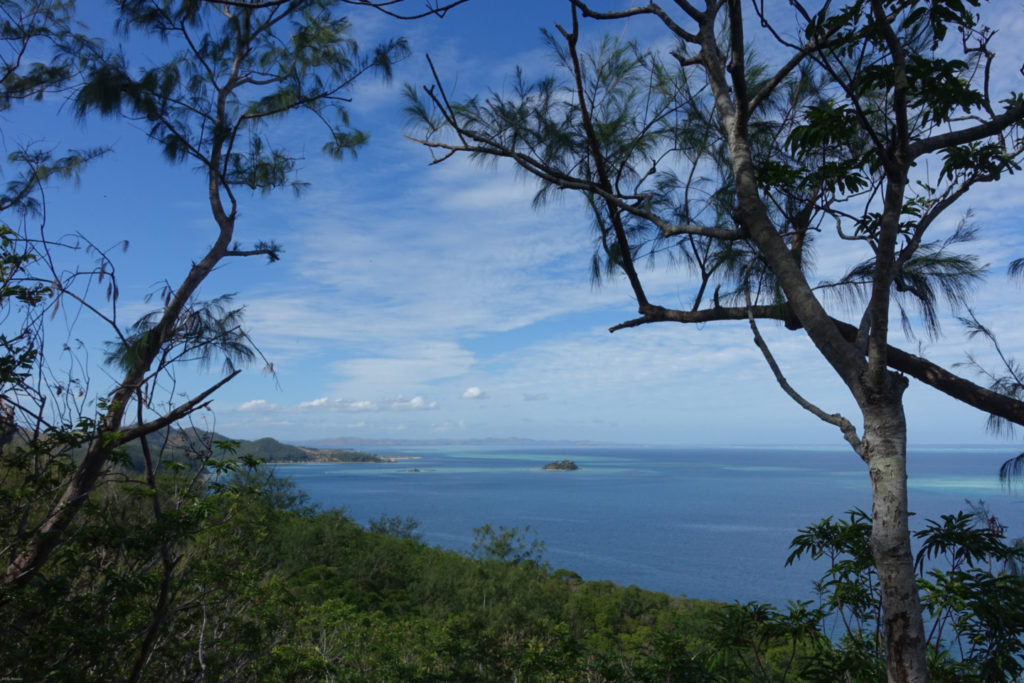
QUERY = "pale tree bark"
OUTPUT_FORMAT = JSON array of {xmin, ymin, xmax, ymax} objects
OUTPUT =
[
  {"xmin": 862, "ymin": 390, "xmax": 927, "ymax": 683},
  {"xmin": 703, "ymin": 1, "xmax": 928, "ymax": 674},
  {"xmin": 719, "ymin": 67, "xmax": 930, "ymax": 683}
]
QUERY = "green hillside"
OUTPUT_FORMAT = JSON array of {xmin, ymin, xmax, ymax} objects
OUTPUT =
[
  {"xmin": 113, "ymin": 428, "xmax": 388, "ymax": 468},
  {"xmin": 237, "ymin": 436, "xmax": 385, "ymax": 463}
]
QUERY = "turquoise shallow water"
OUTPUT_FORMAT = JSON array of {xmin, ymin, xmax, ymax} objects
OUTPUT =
[{"xmin": 274, "ymin": 445, "xmax": 1023, "ymax": 605}]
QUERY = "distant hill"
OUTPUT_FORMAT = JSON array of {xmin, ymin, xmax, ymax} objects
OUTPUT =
[
  {"xmin": 112, "ymin": 427, "xmax": 390, "ymax": 468},
  {"xmin": 5, "ymin": 425, "xmax": 392, "ymax": 469},
  {"xmin": 236, "ymin": 436, "xmax": 384, "ymax": 464},
  {"xmin": 301, "ymin": 436, "xmax": 616, "ymax": 449}
]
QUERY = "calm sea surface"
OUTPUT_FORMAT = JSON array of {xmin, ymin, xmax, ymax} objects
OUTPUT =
[{"xmin": 274, "ymin": 445, "xmax": 1023, "ymax": 606}]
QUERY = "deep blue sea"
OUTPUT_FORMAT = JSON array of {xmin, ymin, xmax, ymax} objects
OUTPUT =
[{"xmin": 274, "ymin": 445, "xmax": 1023, "ymax": 606}]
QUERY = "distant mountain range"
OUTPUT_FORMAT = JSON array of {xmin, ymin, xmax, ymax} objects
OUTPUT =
[{"xmin": 297, "ymin": 436, "xmax": 619, "ymax": 449}]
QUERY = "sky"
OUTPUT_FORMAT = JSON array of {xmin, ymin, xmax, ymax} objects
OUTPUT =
[{"xmin": 7, "ymin": 0, "xmax": 1024, "ymax": 448}]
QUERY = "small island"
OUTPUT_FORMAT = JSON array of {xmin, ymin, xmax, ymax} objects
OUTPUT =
[{"xmin": 542, "ymin": 459, "xmax": 579, "ymax": 471}]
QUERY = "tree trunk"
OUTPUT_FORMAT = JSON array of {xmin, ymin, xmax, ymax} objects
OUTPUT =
[{"xmin": 862, "ymin": 387, "xmax": 928, "ymax": 683}]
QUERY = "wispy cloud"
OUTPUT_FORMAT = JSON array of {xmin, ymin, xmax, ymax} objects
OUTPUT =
[
  {"xmin": 387, "ymin": 396, "xmax": 438, "ymax": 410},
  {"xmin": 462, "ymin": 386, "xmax": 487, "ymax": 399},
  {"xmin": 237, "ymin": 150, "xmax": 632, "ymax": 355},
  {"xmin": 235, "ymin": 395, "xmax": 436, "ymax": 414},
  {"xmin": 237, "ymin": 399, "xmax": 278, "ymax": 412},
  {"xmin": 297, "ymin": 397, "xmax": 379, "ymax": 412}
]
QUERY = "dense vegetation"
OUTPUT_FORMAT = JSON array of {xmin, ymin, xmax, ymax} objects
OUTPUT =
[
  {"xmin": 2, "ymin": 439, "xmax": 1021, "ymax": 680},
  {"xmin": 0, "ymin": 456, "xmax": 733, "ymax": 681}
]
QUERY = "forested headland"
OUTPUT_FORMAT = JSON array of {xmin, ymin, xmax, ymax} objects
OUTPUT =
[{"xmin": 116, "ymin": 428, "xmax": 389, "ymax": 465}]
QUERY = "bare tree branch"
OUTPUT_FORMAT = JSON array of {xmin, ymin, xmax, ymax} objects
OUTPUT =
[
  {"xmin": 611, "ymin": 299, "xmax": 1024, "ymax": 429},
  {"xmin": 745, "ymin": 289, "xmax": 863, "ymax": 455},
  {"xmin": 114, "ymin": 371, "xmax": 240, "ymax": 446},
  {"xmin": 569, "ymin": 0, "xmax": 700, "ymax": 42},
  {"xmin": 909, "ymin": 100, "xmax": 1024, "ymax": 159}
]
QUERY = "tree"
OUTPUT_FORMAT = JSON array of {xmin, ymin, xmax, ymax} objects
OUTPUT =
[
  {"xmin": 0, "ymin": 0, "xmax": 412, "ymax": 588},
  {"xmin": 408, "ymin": 1, "xmax": 1024, "ymax": 680},
  {"xmin": 786, "ymin": 506, "xmax": 1024, "ymax": 680}
]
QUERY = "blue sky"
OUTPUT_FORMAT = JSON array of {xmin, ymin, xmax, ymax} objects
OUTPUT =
[{"xmin": 9, "ymin": 1, "xmax": 1024, "ymax": 448}]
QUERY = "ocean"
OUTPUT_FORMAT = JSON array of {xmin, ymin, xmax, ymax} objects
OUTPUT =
[{"xmin": 273, "ymin": 445, "xmax": 1023, "ymax": 606}]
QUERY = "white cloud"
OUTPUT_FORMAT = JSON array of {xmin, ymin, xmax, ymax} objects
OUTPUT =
[
  {"xmin": 462, "ymin": 386, "xmax": 487, "ymax": 399},
  {"xmin": 237, "ymin": 399, "xmax": 277, "ymax": 412},
  {"xmin": 388, "ymin": 395, "xmax": 438, "ymax": 411},
  {"xmin": 297, "ymin": 397, "xmax": 380, "ymax": 412},
  {"xmin": 247, "ymin": 395, "xmax": 440, "ymax": 415},
  {"xmin": 299, "ymin": 397, "xmax": 330, "ymax": 408}
]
